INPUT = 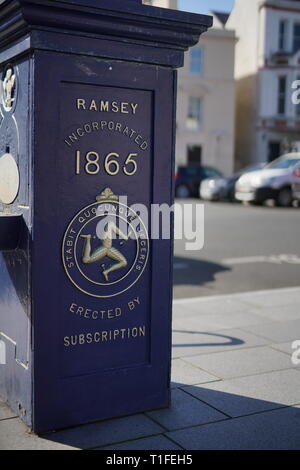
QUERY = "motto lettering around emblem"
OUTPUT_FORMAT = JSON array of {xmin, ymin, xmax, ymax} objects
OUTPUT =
[{"xmin": 62, "ymin": 189, "xmax": 149, "ymax": 298}]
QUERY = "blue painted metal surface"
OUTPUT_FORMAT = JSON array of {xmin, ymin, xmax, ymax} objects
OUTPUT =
[{"xmin": 0, "ymin": 0, "xmax": 212, "ymax": 432}]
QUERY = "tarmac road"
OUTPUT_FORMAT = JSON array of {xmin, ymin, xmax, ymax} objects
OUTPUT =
[{"xmin": 173, "ymin": 200, "xmax": 300, "ymax": 299}]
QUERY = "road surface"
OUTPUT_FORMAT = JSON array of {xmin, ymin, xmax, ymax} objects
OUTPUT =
[{"xmin": 173, "ymin": 200, "xmax": 300, "ymax": 299}]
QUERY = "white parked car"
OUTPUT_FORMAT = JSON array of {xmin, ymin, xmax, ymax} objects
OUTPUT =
[
  {"xmin": 292, "ymin": 168, "xmax": 300, "ymax": 202},
  {"xmin": 235, "ymin": 153, "xmax": 300, "ymax": 207}
]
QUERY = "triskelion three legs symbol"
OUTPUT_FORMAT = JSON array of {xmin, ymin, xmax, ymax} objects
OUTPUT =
[{"xmin": 80, "ymin": 221, "xmax": 128, "ymax": 282}]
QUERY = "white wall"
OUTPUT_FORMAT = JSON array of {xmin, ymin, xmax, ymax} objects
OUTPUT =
[
  {"xmin": 227, "ymin": 0, "xmax": 262, "ymax": 78},
  {"xmin": 176, "ymin": 29, "xmax": 236, "ymax": 175},
  {"xmin": 143, "ymin": 0, "xmax": 177, "ymax": 9},
  {"xmin": 264, "ymin": 4, "xmax": 300, "ymax": 59}
]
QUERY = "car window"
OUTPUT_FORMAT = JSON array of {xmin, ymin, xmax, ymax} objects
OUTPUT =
[
  {"xmin": 266, "ymin": 158, "xmax": 300, "ymax": 170},
  {"xmin": 204, "ymin": 168, "xmax": 222, "ymax": 178},
  {"xmin": 187, "ymin": 167, "xmax": 201, "ymax": 176},
  {"xmin": 179, "ymin": 167, "xmax": 203, "ymax": 177}
]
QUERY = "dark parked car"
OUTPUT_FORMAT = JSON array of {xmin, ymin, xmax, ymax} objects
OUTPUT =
[
  {"xmin": 200, "ymin": 163, "xmax": 266, "ymax": 202},
  {"xmin": 175, "ymin": 165, "xmax": 222, "ymax": 198}
]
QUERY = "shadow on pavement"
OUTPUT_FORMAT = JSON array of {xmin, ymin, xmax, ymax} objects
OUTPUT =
[
  {"xmin": 172, "ymin": 330, "xmax": 244, "ymax": 349},
  {"xmin": 173, "ymin": 256, "xmax": 230, "ymax": 287},
  {"xmin": 39, "ymin": 384, "xmax": 300, "ymax": 450}
]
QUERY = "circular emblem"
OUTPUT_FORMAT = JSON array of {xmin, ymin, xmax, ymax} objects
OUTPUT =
[
  {"xmin": 0, "ymin": 153, "xmax": 19, "ymax": 204},
  {"xmin": 1, "ymin": 65, "xmax": 17, "ymax": 113},
  {"xmin": 62, "ymin": 188, "xmax": 149, "ymax": 298}
]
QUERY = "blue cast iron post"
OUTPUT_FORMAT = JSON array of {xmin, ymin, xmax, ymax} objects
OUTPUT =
[{"xmin": 0, "ymin": 0, "xmax": 212, "ymax": 432}]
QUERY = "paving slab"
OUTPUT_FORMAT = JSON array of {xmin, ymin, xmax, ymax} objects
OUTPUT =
[
  {"xmin": 250, "ymin": 303, "xmax": 300, "ymax": 322},
  {"xmin": 270, "ymin": 342, "xmax": 297, "ymax": 355},
  {"xmin": 173, "ymin": 297, "xmax": 255, "ymax": 316},
  {"xmin": 0, "ymin": 418, "xmax": 77, "ymax": 450},
  {"xmin": 242, "ymin": 319, "xmax": 300, "ymax": 343},
  {"xmin": 181, "ymin": 369, "xmax": 300, "ymax": 418},
  {"xmin": 234, "ymin": 288, "xmax": 300, "ymax": 309},
  {"xmin": 183, "ymin": 346, "xmax": 293, "ymax": 379},
  {"xmin": 146, "ymin": 388, "xmax": 227, "ymax": 431},
  {"xmin": 172, "ymin": 309, "xmax": 267, "ymax": 331},
  {"xmin": 99, "ymin": 435, "xmax": 182, "ymax": 450},
  {"xmin": 167, "ymin": 405, "xmax": 300, "ymax": 450},
  {"xmin": 41, "ymin": 414, "xmax": 164, "ymax": 450},
  {"xmin": 1, "ymin": 287, "xmax": 300, "ymax": 450},
  {"xmin": 171, "ymin": 358, "xmax": 219, "ymax": 387},
  {"xmin": 172, "ymin": 327, "xmax": 267, "ymax": 359}
]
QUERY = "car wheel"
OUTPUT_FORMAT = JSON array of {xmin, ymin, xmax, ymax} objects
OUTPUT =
[
  {"xmin": 176, "ymin": 185, "xmax": 190, "ymax": 198},
  {"xmin": 228, "ymin": 189, "xmax": 236, "ymax": 203},
  {"xmin": 249, "ymin": 200, "xmax": 263, "ymax": 206},
  {"xmin": 276, "ymin": 188, "xmax": 293, "ymax": 207}
]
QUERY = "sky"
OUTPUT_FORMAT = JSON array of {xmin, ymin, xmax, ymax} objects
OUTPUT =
[{"xmin": 178, "ymin": 0, "xmax": 234, "ymax": 15}]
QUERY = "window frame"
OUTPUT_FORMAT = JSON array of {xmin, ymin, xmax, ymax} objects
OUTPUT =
[
  {"xmin": 279, "ymin": 19, "xmax": 288, "ymax": 51},
  {"xmin": 293, "ymin": 23, "xmax": 300, "ymax": 53},
  {"xmin": 277, "ymin": 75, "xmax": 287, "ymax": 116},
  {"xmin": 186, "ymin": 96, "xmax": 203, "ymax": 130},
  {"xmin": 189, "ymin": 47, "xmax": 203, "ymax": 76}
]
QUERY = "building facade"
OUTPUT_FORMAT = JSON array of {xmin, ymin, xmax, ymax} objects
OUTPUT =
[
  {"xmin": 144, "ymin": 0, "xmax": 236, "ymax": 176},
  {"xmin": 143, "ymin": 0, "xmax": 177, "ymax": 8},
  {"xmin": 227, "ymin": 0, "xmax": 300, "ymax": 168},
  {"xmin": 176, "ymin": 13, "xmax": 236, "ymax": 176}
]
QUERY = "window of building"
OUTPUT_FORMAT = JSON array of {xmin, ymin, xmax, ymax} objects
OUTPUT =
[
  {"xmin": 279, "ymin": 20, "xmax": 288, "ymax": 51},
  {"xmin": 187, "ymin": 145, "xmax": 202, "ymax": 165},
  {"xmin": 186, "ymin": 97, "xmax": 202, "ymax": 130},
  {"xmin": 189, "ymin": 48, "xmax": 203, "ymax": 75},
  {"xmin": 277, "ymin": 76, "xmax": 287, "ymax": 115},
  {"xmin": 293, "ymin": 23, "xmax": 300, "ymax": 53}
]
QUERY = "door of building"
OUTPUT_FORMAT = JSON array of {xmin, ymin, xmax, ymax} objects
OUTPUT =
[
  {"xmin": 187, "ymin": 145, "xmax": 202, "ymax": 165},
  {"xmin": 268, "ymin": 141, "xmax": 281, "ymax": 163}
]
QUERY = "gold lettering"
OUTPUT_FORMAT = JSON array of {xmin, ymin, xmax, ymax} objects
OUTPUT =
[
  {"xmin": 115, "ymin": 308, "xmax": 122, "ymax": 317},
  {"xmin": 132, "ymin": 328, "xmax": 138, "ymax": 338},
  {"xmin": 94, "ymin": 332, "xmax": 101, "ymax": 342},
  {"xmin": 77, "ymin": 99, "xmax": 86, "ymax": 110},
  {"xmin": 70, "ymin": 303, "xmax": 76, "ymax": 313},
  {"xmin": 86, "ymin": 333, "xmax": 93, "ymax": 344},
  {"xmin": 135, "ymin": 135, "xmax": 142, "ymax": 145},
  {"xmin": 139, "ymin": 326, "xmax": 146, "ymax": 337},
  {"xmin": 79, "ymin": 334, "xmax": 85, "ymax": 344},
  {"xmin": 84, "ymin": 309, "xmax": 92, "ymax": 319},
  {"xmin": 63, "ymin": 326, "xmax": 146, "ymax": 347},
  {"xmin": 111, "ymin": 101, "xmax": 118, "ymax": 113},
  {"xmin": 89, "ymin": 100, "xmax": 97, "ymax": 111},
  {"xmin": 69, "ymin": 133, "xmax": 78, "ymax": 143},
  {"xmin": 77, "ymin": 306, "xmax": 84, "ymax": 316},
  {"xmin": 100, "ymin": 101, "xmax": 109, "ymax": 112},
  {"xmin": 121, "ymin": 102, "xmax": 129, "ymax": 114},
  {"xmin": 102, "ymin": 331, "xmax": 108, "ymax": 341},
  {"xmin": 107, "ymin": 309, "xmax": 114, "ymax": 319},
  {"xmin": 92, "ymin": 311, "xmax": 98, "ymax": 320},
  {"xmin": 131, "ymin": 103, "xmax": 138, "ymax": 114},
  {"xmin": 114, "ymin": 329, "xmax": 120, "ymax": 340}
]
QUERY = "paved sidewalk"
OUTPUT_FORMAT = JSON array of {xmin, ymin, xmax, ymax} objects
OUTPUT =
[{"xmin": 1, "ymin": 287, "xmax": 300, "ymax": 450}]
